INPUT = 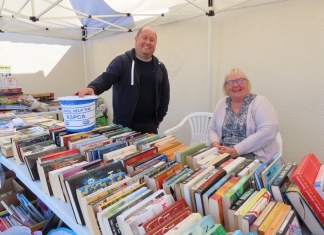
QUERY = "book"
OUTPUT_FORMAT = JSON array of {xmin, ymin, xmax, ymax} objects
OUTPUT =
[
  {"xmin": 162, "ymin": 144, "xmax": 187, "ymax": 160},
  {"xmin": 191, "ymin": 147, "xmax": 218, "ymax": 170},
  {"xmin": 91, "ymin": 141, "xmax": 127, "ymax": 160},
  {"xmin": 253, "ymin": 153, "xmax": 280, "ymax": 191},
  {"xmin": 24, "ymin": 146, "xmax": 67, "ymax": 180},
  {"xmin": 102, "ymin": 145, "xmax": 137, "ymax": 162},
  {"xmin": 37, "ymin": 148, "xmax": 79, "ymax": 163},
  {"xmin": 241, "ymin": 190, "xmax": 271, "ymax": 234},
  {"xmin": 127, "ymin": 153, "xmax": 167, "ymax": 175},
  {"xmin": 250, "ymin": 200, "xmax": 276, "ymax": 233},
  {"xmin": 291, "ymin": 153, "xmax": 324, "ymax": 225},
  {"xmin": 174, "ymin": 142, "xmax": 206, "ymax": 165},
  {"xmin": 276, "ymin": 210, "xmax": 301, "ymax": 235},
  {"xmin": 163, "ymin": 167, "xmax": 192, "ymax": 199},
  {"xmin": 194, "ymin": 167, "xmax": 226, "ymax": 215},
  {"xmin": 236, "ymin": 189, "xmax": 270, "ymax": 232},
  {"xmin": 229, "ymin": 158, "xmax": 254, "ymax": 177},
  {"xmin": 286, "ymin": 181, "xmax": 324, "ymax": 234},
  {"xmin": 202, "ymin": 173, "xmax": 232, "ymax": 216},
  {"xmin": 238, "ymin": 160, "xmax": 261, "ymax": 177},
  {"xmin": 181, "ymin": 166, "xmax": 215, "ymax": 211},
  {"xmin": 314, "ymin": 165, "xmax": 324, "ymax": 201},
  {"xmin": 185, "ymin": 146, "xmax": 213, "ymax": 170},
  {"xmin": 257, "ymin": 201, "xmax": 285, "ymax": 235},
  {"xmin": 144, "ymin": 207, "xmax": 192, "ymax": 235},
  {"xmin": 261, "ymin": 153, "xmax": 285, "ymax": 192},
  {"xmin": 37, "ymin": 153, "xmax": 85, "ymax": 195},
  {"xmin": 229, "ymin": 188, "xmax": 256, "ymax": 232},
  {"xmin": 182, "ymin": 215, "xmax": 215, "ymax": 235},
  {"xmin": 205, "ymin": 224, "xmax": 227, "ymax": 235},
  {"xmin": 122, "ymin": 146, "xmax": 158, "ymax": 172},
  {"xmin": 0, "ymin": 87, "xmax": 23, "ymax": 94},
  {"xmin": 141, "ymin": 198, "xmax": 188, "ymax": 233},
  {"xmin": 222, "ymin": 175, "xmax": 251, "ymax": 231},
  {"xmin": 64, "ymin": 161, "xmax": 125, "ymax": 225},
  {"xmin": 205, "ymin": 153, "xmax": 231, "ymax": 168},
  {"xmin": 163, "ymin": 213, "xmax": 202, "ymax": 235},
  {"xmin": 270, "ymin": 162, "xmax": 296, "ymax": 203},
  {"xmin": 264, "ymin": 203, "xmax": 291, "ymax": 235},
  {"xmin": 209, "ymin": 176, "xmax": 240, "ymax": 225},
  {"xmin": 222, "ymin": 156, "xmax": 246, "ymax": 173}
]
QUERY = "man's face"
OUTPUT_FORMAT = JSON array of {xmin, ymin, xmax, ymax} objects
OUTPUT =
[{"xmin": 135, "ymin": 28, "xmax": 157, "ymax": 61}]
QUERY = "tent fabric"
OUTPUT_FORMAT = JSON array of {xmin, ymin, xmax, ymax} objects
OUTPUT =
[{"xmin": 0, "ymin": 0, "xmax": 280, "ymax": 40}]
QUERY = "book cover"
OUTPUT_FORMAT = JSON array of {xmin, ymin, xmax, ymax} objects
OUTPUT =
[
  {"xmin": 238, "ymin": 160, "xmax": 261, "ymax": 177},
  {"xmin": 122, "ymin": 146, "xmax": 158, "ymax": 171},
  {"xmin": 162, "ymin": 144, "xmax": 187, "ymax": 160},
  {"xmin": 202, "ymin": 173, "xmax": 232, "ymax": 216},
  {"xmin": 205, "ymin": 153, "xmax": 231, "ymax": 168},
  {"xmin": 222, "ymin": 175, "xmax": 251, "ymax": 231},
  {"xmin": 276, "ymin": 210, "xmax": 302, "ymax": 235},
  {"xmin": 229, "ymin": 158, "xmax": 254, "ymax": 177},
  {"xmin": 102, "ymin": 145, "xmax": 137, "ymax": 162},
  {"xmin": 241, "ymin": 190, "xmax": 271, "ymax": 234},
  {"xmin": 205, "ymin": 224, "xmax": 227, "ymax": 235},
  {"xmin": 24, "ymin": 146, "xmax": 66, "ymax": 180},
  {"xmin": 127, "ymin": 153, "xmax": 165, "ymax": 175},
  {"xmin": 229, "ymin": 188, "xmax": 256, "ymax": 232},
  {"xmin": 286, "ymin": 181, "xmax": 324, "ymax": 234},
  {"xmin": 38, "ymin": 148, "xmax": 79, "ymax": 163},
  {"xmin": 257, "ymin": 201, "xmax": 284, "ymax": 235},
  {"xmin": 64, "ymin": 161, "xmax": 125, "ymax": 225},
  {"xmin": 144, "ymin": 207, "xmax": 192, "ymax": 235},
  {"xmin": 191, "ymin": 147, "xmax": 218, "ymax": 170},
  {"xmin": 163, "ymin": 213, "xmax": 202, "ymax": 235},
  {"xmin": 261, "ymin": 154, "xmax": 285, "ymax": 192},
  {"xmin": 174, "ymin": 142, "xmax": 206, "ymax": 165},
  {"xmin": 182, "ymin": 215, "xmax": 215, "ymax": 235},
  {"xmin": 222, "ymin": 156, "xmax": 246, "ymax": 174},
  {"xmin": 163, "ymin": 168, "xmax": 193, "ymax": 199},
  {"xmin": 181, "ymin": 166, "xmax": 215, "ymax": 211},
  {"xmin": 92, "ymin": 141, "xmax": 127, "ymax": 160},
  {"xmin": 314, "ymin": 165, "xmax": 324, "ymax": 201},
  {"xmin": 250, "ymin": 200, "xmax": 276, "ymax": 233},
  {"xmin": 194, "ymin": 167, "xmax": 227, "ymax": 215},
  {"xmin": 264, "ymin": 203, "xmax": 291, "ymax": 235},
  {"xmin": 141, "ymin": 198, "xmax": 188, "ymax": 233},
  {"xmin": 185, "ymin": 146, "xmax": 213, "ymax": 170},
  {"xmin": 209, "ymin": 176, "xmax": 239, "ymax": 225},
  {"xmin": 271, "ymin": 162, "xmax": 296, "ymax": 203},
  {"xmin": 291, "ymin": 153, "xmax": 324, "ymax": 225}
]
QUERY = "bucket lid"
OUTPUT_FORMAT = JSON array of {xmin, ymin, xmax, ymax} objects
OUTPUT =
[{"xmin": 58, "ymin": 95, "xmax": 98, "ymax": 101}]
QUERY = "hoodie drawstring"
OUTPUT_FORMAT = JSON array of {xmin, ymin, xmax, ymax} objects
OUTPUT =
[{"xmin": 131, "ymin": 60, "xmax": 134, "ymax": 85}]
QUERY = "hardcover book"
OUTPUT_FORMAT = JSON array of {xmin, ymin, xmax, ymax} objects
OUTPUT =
[
  {"xmin": 291, "ymin": 153, "xmax": 324, "ymax": 225},
  {"xmin": 261, "ymin": 154, "xmax": 285, "ymax": 192},
  {"xmin": 314, "ymin": 165, "xmax": 324, "ymax": 201},
  {"xmin": 286, "ymin": 181, "xmax": 324, "ymax": 234}
]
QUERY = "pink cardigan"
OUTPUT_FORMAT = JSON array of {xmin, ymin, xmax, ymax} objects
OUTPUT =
[{"xmin": 208, "ymin": 95, "xmax": 279, "ymax": 162}]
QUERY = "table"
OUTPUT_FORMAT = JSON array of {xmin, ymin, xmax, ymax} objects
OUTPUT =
[{"xmin": 0, "ymin": 155, "xmax": 89, "ymax": 235}]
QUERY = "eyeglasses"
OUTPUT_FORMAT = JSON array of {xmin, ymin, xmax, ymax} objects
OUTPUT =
[{"xmin": 225, "ymin": 78, "xmax": 246, "ymax": 86}]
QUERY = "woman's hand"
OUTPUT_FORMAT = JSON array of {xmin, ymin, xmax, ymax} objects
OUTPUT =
[
  {"xmin": 218, "ymin": 146, "xmax": 238, "ymax": 159},
  {"xmin": 211, "ymin": 141, "xmax": 220, "ymax": 148}
]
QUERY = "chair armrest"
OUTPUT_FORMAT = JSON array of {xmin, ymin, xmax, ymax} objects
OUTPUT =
[{"xmin": 163, "ymin": 118, "xmax": 188, "ymax": 136}]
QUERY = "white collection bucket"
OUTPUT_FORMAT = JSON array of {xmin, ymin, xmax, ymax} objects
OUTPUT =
[{"xmin": 58, "ymin": 95, "xmax": 98, "ymax": 133}]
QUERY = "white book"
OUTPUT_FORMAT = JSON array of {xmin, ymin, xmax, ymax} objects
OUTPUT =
[
  {"xmin": 314, "ymin": 165, "xmax": 324, "ymax": 201},
  {"xmin": 196, "ymin": 153, "xmax": 219, "ymax": 168},
  {"xmin": 102, "ymin": 145, "xmax": 137, "ymax": 162},
  {"xmin": 238, "ymin": 160, "xmax": 261, "ymax": 177},
  {"xmin": 192, "ymin": 147, "xmax": 218, "ymax": 169},
  {"xmin": 182, "ymin": 166, "xmax": 214, "ymax": 211},
  {"xmin": 116, "ymin": 190, "xmax": 168, "ymax": 235},
  {"xmin": 164, "ymin": 213, "xmax": 202, "ymax": 235},
  {"xmin": 223, "ymin": 156, "xmax": 246, "ymax": 173}
]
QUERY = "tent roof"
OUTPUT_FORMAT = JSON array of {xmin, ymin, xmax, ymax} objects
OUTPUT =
[{"xmin": 0, "ymin": 0, "xmax": 281, "ymax": 40}]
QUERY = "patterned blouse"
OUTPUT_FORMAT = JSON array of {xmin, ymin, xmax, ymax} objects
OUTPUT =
[{"xmin": 222, "ymin": 93, "xmax": 257, "ymax": 147}]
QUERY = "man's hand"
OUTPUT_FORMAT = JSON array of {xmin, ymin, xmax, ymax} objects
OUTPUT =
[
  {"xmin": 218, "ymin": 146, "xmax": 238, "ymax": 159},
  {"xmin": 73, "ymin": 88, "xmax": 95, "ymax": 98}
]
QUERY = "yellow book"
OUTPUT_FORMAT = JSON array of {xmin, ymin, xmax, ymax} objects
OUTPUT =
[
  {"xmin": 264, "ymin": 204, "xmax": 291, "ymax": 235},
  {"xmin": 257, "ymin": 201, "xmax": 285, "ymax": 235},
  {"xmin": 162, "ymin": 144, "xmax": 187, "ymax": 160},
  {"xmin": 158, "ymin": 140, "xmax": 182, "ymax": 153},
  {"xmin": 236, "ymin": 188, "xmax": 269, "ymax": 230}
]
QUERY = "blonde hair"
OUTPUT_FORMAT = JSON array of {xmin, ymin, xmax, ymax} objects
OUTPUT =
[{"xmin": 222, "ymin": 68, "xmax": 251, "ymax": 96}]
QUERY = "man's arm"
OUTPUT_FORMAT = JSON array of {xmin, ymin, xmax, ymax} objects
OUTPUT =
[{"xmin": 156, "ymin": 64, "xmax": 170, "ymax": 123}]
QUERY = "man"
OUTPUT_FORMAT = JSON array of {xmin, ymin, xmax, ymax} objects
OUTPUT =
[{"xmin": 74, "ymin": 27, "xmax": 170, "ymax": 134}]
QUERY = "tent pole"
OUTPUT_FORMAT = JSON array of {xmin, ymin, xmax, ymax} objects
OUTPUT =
[
  {"xmin": 207, "ymin": 14, "xmax": 212, "ymax": 112},
  {"xmin": 82, "ymin": 41, "xmax": 88, "ymax": 86}
]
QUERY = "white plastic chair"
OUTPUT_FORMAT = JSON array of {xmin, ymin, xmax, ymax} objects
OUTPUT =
[
  {"xmin": 276, "ymin": 132, "xmax": 283, "ymax": 154},
  {"xmin": 163, "ymin": 112, "xmax": 213, "ymax": 145}
]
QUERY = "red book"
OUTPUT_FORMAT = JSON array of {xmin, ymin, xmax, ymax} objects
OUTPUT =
[
  {"xmin": 145, "ymin": 207, "xmax": 192, "ymax": 235},
  {"xmin": 142, "ymin": 198, "xmax": 188, "ymax": 232},
  {"xmin": 123, "ymin": 146, "xmax": 158, "ymax": 171},
  {"xmin": 292, "ymin": 153, "xmax": 324, "ymax": 225},
  {"xmin": 0, "ymin": 87, "xmax": 22, "ymax": 94},
  {"xmin": 38, "ymin": 148, "xmax": 79, "ymax": 163}
]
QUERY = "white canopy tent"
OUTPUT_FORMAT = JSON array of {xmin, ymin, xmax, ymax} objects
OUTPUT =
[{"xmin": 0, "ymin": 0, "xmax": 281, "ymax": 40}]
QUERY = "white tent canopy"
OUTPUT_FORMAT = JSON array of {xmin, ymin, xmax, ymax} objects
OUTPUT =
[{"xmin": 0, "ymin": 0, "xmax": 281, "ymax": 40}]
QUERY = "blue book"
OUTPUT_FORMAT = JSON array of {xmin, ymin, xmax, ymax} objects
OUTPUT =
[
  {"xmin": 253, "ymin": 152, "xmax": 279, "ymax": 190},
  {"xmin": 261, "ymin": 154, "xmax": 285, "ymax": 192},
  {"xmin": 202, "ymin": 174, "xmax": 232, "ymax": 215},
  {"xmin": 92, "ymin": 141, "xmax": 127, "ymax": 160},
  {"xmin": 182, "ymin": 215, "xmax": 215, "ymax": 235}
]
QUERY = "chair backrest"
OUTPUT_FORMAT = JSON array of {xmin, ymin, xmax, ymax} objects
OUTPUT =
[
  {"xmin": 276, "ymin": 132, "xmax": 283, "ymax": 154},
  {"xmin": 163, "ymin": 112, "xmax": 213, "ymax": 145}
]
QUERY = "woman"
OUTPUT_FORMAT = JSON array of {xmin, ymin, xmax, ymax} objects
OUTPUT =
[{"xmin": 208, "ymin": 68, "xmax": 279, "ymax": 163}]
